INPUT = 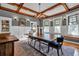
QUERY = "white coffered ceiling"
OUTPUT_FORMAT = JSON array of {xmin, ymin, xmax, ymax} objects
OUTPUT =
[
  {"xmin": 23, "ymin": 3, "xmax": 56, "ymax": 12},
  {"xmin": 66, "ymin": 3, "xmax": 79, "ymax": 8},
  {"xmin": 43, "ymin": 5, "xmax": 65, "ymax": 16},
  {"xmin": 20, "ymin": 9, "xmax": 36, "ymax": 15},
  {"xmin": 1, "ymin": 3, "xmax": 18, "ymax": 10},
  {"xmin": 0, "ymin": 3, "xmax": 79, "ymax": 18}
]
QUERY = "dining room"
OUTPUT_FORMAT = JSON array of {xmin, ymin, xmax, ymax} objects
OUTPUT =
[{"xmin": 0, "ymin": 3, "xmax": 79, "ymax": 56}]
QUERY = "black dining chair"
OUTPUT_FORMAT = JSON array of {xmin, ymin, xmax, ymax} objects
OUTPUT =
[
  {"xmin": 28, "ymin": 35, "xmax": 33, "ymax": 44},
  {"xmin": 29, "ymin": 35, "xmax": 38, "ymax": 48},
  {"xmin": 47, "ymin": 36, "xmax": 64, "ymax": 56}
]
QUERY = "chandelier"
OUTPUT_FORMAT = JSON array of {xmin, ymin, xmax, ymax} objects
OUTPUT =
[{"xmin": 35, "ymin": 3, "xmax": 46, "ymax": 19}]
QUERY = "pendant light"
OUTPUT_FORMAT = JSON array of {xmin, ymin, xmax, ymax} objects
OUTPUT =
[{"xmin": 36, "ymin": 3, "xmax": 45, "ymax": 19}]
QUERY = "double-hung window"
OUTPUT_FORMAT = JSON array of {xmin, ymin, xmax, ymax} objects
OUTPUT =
[
  {"xmin": 54, "ymin": 19, "xmax": 61, "ymax": 33},
  {"xmin": 68, "ymin": 15, "xmax": 78, "ymax": 35}
]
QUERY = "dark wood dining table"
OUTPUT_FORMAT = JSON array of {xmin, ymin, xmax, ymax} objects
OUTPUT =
[
  {"xmin": 26, "ymin": 32, "xmax": 79, "ymax": 56},
  {"xmin": 27, "ymin": 32, "xmax": 79, "ymax": 45},
  {"xmin": 27, "ymin": 33, "xmax": 63, "ymax": 56}
]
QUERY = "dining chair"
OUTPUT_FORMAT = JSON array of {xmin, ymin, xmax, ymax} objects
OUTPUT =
[{"xmin": 47, "ymin": 36, "xmax": 64, "ymax": 56}]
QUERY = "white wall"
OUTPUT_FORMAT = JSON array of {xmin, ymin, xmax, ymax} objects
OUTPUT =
[
  {"xmin": 10, "ymin": 26, "xmax": 31, "ymax": 39},
  {"xmin": 62, "ymin": 9, "xmax": 79, "ymax": 35},
  {"xmin": 0, "ymin": 16, "xmax": 31, "ymax": 40},
  {"xmin": 43, "ymin": 9, "xmax": 79, "ymax": 35}
]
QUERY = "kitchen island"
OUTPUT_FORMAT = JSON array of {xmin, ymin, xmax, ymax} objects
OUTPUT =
[{"xmin": 0, "ymin": 33, "xmax": 19, "ymax": 56}]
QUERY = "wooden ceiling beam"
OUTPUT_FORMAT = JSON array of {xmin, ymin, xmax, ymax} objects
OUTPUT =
[
  {"xmin": 0, "ymin": 6, "xmax": 35, "ymax": 17},
  {"xmin": 8, "ymin": 3, "xmax": 47, "ymax": 18},
  {"xmin": 41, "ymin": 3, "xmax": 62, "ymax": 13},
  {"xmin": 17, "ymin": 3, "xmax": 24, "ymax": 12},
  {"xmin": 69, "ymin": 4, "xmax": 79, "ymax": 11},
  {"xmin": 8, "ymin": 3, "xmax": 38, "ymax": 14},
  {"xmin": 61, "ymin": 3, "xmax": 69, "ymax": 11},
  {"xmin": 43, "ymin": 4, "xmax": 79, "ymax": 19},
  {"xmin": 45, "ymin": 11, "xmax": 66, "ymax": 18},
  {"xmin": 8, "ymin": 3, "xmax": 20, "ymax": 7}
]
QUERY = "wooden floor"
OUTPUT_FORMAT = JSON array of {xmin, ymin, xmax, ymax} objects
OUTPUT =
[
  {"xmin": 14, "ymin": 40, "xmax": 79, "ymax": 56},
  {"xmin": 14, "ymin": 41, "xmax": 79, "ymax": 56},
  {"xmin": 63, "ymin": 42, "xmax": 79, "ymax": 49}
]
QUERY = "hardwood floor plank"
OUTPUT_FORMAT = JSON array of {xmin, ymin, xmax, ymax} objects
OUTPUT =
[{"xmin": 63, "ymin": 42, "xmax": 79, "ymax": 49}]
